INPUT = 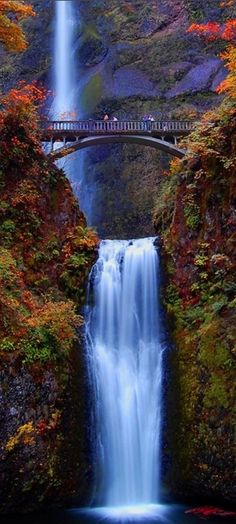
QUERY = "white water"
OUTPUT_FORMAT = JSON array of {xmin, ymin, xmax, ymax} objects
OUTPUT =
[
  {"xmin": 53, "ymin": 1, "xmax": 95, "ymax": 222},
  {"xmin": 86, "ymin": 238, "xmax": 164, "ymax": 509},
  {"xmin": 53, "ymin": 5, "xmax": 165, "ymax": 516},
  {"xmin": 54, "ymin": 0, "xmax": 75, "ymax": 118}
]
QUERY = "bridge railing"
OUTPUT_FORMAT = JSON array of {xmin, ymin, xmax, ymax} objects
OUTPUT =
[{"xmin": 40, "ymin": 120, "xmax": 196, "ymax": 133}]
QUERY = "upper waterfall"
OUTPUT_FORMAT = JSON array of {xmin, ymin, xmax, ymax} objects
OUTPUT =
[{"xmin": 54, "ymin": 0, "xmax": 75, "ymax": 118}]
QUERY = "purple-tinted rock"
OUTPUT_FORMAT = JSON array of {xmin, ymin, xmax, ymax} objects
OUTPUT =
[
  {"xmin": 211, "ymin": 66, "xmax": 228, "ymax": 92},
  {"xmin": 111, "ymin": 66, "xmax": 159, "ymax": 98},
  {"xmin": 166, "ymin": 58, "xmax": 222, "ymax": 98}
]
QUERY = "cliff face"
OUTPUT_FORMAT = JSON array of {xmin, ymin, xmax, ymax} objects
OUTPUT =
[
  {"xmin": 74, "ymin": 0, "xmax": 228, "ymax": 237},
  {"xmin": 78, "ymin": 0, "xmax": 226, "ymax": 115},
  {"xmin": 0, "ymin": 0, "xmax": 229, "ymax": 238},
  {"xmin": 154, "ymin": 99, "xmax": 236, "ymax": 504},
  {"xmin": 0, "ymin": 90, "xmax": 98, "ymax": 513},
  {"xmin": 0, "ymin": 0, "xmax": 235, "ymax": 509}
]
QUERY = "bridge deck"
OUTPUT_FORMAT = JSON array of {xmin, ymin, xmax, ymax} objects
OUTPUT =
[{"xmin": 41, "ymin": 119, "xmax": 195, "ymax": 141}]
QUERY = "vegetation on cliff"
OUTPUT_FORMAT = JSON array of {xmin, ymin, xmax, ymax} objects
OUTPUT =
[
  {"xmin": 156, "ymin": 99, "xmax": 236, "ymax": 502},
  {"xmin": 0, "ymin": 0, "xmax": 35, "ymax": 52},
  {"xmin": 154, "ymin": 8, "xmax": 236, "ymax": 501},
  {"xmin": 0, "ymin": 82, "xmax": 98, "ymax": 365},
  {"xmin": 0, "ymin": 82, "xmax": 98, "ymax": 512},
  {"xmin": 76, "ymin": 0, "xmax": 233, "ymax": 238}
]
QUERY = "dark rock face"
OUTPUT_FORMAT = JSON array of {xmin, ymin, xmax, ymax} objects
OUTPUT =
[
  {"xmin": 166, "ymin": 58, "xmax": 224, "ymax": 98},
  {"xmin": 154, "ymin": 101, "xmax": 236, "ymax": 505},
  {"xmin": 0, "ymin": 102, "xmax": 98, "ymax": 513},
  {"xmin": 0, "ymin": 1, "xmax": 228, "ymax": 238},
  {"xmin": 72, "ymin": 0, "xmax": 229, "ymax": 238},
  {"xmin": 78, "ymin": 0, "xmax": 226, "ymax": 108},
  {"xmin": 0, "ymin": 349, "xmax": 92, "ymax": 513}
]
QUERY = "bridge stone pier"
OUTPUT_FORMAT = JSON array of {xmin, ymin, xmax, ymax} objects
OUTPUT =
[{"xmin": 41, "ymin": 120, "xmax": 195, "ymax": 160}]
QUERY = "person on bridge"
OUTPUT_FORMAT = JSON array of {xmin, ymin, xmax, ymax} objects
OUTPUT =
[
  {"xmin": 103, "ymin": 114, "xmax": 109, "ymax": 122},
  {"xmin": 141, "ymin": 115, "xmax": 148, "ymax": 131}
]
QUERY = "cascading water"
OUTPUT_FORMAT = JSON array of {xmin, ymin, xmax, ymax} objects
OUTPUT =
[
  {"xmin": 86, "ymin": 238, "xmax": 164, "ymax": 513},
  {"xmin": 53, "ymin": 0, "xmax": 95, "ymax": 223},
  {"xmin": 54, "ymin": 0, "xmax": 75, "ymax": 118},
  {"xmin": 54, "ymin": 4, "xmax": 165, "ymax": 518}
]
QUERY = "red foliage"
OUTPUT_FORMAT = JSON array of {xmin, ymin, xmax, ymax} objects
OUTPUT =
[
  {"xmin": 188, "ymin": 20, "xmax": 236, "ymax": 42},
  {"xmin": 186, "ymin": 506, "xmax": 236, "ymax": 518},
  {"xmin": 188, "ymin": 3, "xmax": 236, "ymax": 98},
  {"xmin": 188, "ymin": 22, "xmax": 222, "ymax": 41},
  {"xmin": 0, "ymin": 81, "xmax": 48, "ymax": 132}
]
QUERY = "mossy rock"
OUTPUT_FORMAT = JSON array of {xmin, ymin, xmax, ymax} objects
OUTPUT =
[{"xmin": 76, "ymin": 25, "xmax": 108, "ymax": 67}]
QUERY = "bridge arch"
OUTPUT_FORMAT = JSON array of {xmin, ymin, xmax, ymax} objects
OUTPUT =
[{"xmin": 47, "ymin": 134, "xmax": 186, "ymax": 160}]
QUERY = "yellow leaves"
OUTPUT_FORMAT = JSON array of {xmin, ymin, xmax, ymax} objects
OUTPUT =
[
  {"xmin": 27, "ymin": 300, "xmax": 83, "ymax": 353},
  {"xmin": 216, "ymin": 46, "xmax": 236, "ymax": 99},
  {"xmin": 170, "ymin": 157, "xmax": 182, "ymax": 175},
  {"xmin": 73, "ymin": 226, "xmax": 99, "ymax": 251},
  {"xmin": 5, "ymin": 422, "xmax": 35, "ymax": 452},
  {"xmin": 0, "ymin": 1, "xmax": 35, "ymax": 52}
]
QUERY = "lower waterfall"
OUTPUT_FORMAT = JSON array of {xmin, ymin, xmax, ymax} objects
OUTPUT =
[{"xmin": 86, "ymin": 238, "xmax": 164, "ymax": 513}]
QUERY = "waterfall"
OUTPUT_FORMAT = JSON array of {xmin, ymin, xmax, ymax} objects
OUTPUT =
[
  {"xmin": 86, "ymin": 238, "xmax": 164, "ymax": 512},
  {"xmin": 54, "ymin": 0, "xmax": 75, "ymax": 118},
  {"xmin": 53, "ymin": 0, "xmax": 95, "ymax": 224},
  {"xmin": 53, "ymin": 5, "xmax": 165, "ymax": 518}
]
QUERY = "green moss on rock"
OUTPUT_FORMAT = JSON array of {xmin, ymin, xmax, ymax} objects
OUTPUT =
[{"xmin": 155, "ymin": 99, "xmax": 236, "ymax": 503}]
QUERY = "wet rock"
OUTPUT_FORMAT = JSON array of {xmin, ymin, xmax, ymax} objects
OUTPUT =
[
  {"xmin": 111, "ymin": 66, "xmax": 159, "ymax": 98},
  {"xmin": 9, "ymin": 408, "xmax": 18, "ymax": 417},
  {"xmin": 166, "ymin": 59, "xmax": 222, "ymax": 98}
]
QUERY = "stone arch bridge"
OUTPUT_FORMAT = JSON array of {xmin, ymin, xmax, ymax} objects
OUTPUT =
[{"xmin": 41, "ymin": 120, "xmax": 195, "ymax": 160}]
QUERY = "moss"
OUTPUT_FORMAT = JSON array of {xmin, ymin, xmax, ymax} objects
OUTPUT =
[
  {"xmin": 81, "ymin": 72, "xmax": 103, "ymax": 114},
  {"xmin": 204, "ymin": 375, "xmax": 230, "ymax": 409},
  {"xmin": 154, "ymin": 99, "xmax": 236, "ymax": 502}
]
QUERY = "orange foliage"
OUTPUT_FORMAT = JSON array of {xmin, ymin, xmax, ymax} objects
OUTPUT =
[
  {"xmin": 0, "ymin": 0, "xmax": 35, "ymax": 52},
  {"xmin": 188, "ymin": 2, "xmax": 236, "ymax": 99},
  {"xmin": 188, "ymin": 20, "xmax": 236, "ymax": 42},
  {"xmin": 216, "ymin": 46, "xmax": 236, "ymax": 97},
  {"xmin": 27, "ymin": 301, "xmax": 82, "ymax": 353},
  {"xmin": 1, "ymin": 81, "xmax": 47, "ymax": 122},
  {"xmin": 0, "ymin": 79, "xmax": 98, "ymax": 365},
  {"xmin": 0, "ymin": 82, "xmax": 48, "ymax": 166}
]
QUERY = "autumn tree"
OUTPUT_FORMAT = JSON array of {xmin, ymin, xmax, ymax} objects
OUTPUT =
[
  {"xmin": 0, "ymin": 0, "xmax": 35, "ymax": 52},
  {"xmin": 188, "ymin": 1, "xmax": 236, "ymax": 99},
  {"xmin": 0, "ymin": 82, "xmax": 48, "ymax": 170}
]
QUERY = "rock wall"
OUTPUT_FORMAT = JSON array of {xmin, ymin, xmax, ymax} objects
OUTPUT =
[
  {"xmin": 0, "ymin": 91, "xmax": 98, "ymax": 513},
  {"xmin": 0, "ymin": 346, "xmax": 92, "ymax": 513},
  {"xmin": 0, "ymin": 0, "xmax": 229, "ymax": 238},
  {"xmin": 154, "ymin": 99, "xmax": 236, "ymax": 504},
  {"xmin": 75, "ymin": 0, "xmax": 228, "ymax": 237},
  {"xmin": 0, "ymin": 0, "xmax": 235, "ymax": 509}
]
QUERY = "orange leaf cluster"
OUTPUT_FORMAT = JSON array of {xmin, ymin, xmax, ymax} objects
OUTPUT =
[
  {"xmin": 0, "ymin": 83, "xmax": 47, "ymax": 156},
  {"xmin": 216, "ymin": 46, "xmax": 236, "ymax": 98},
  {"xmin": 27, "ymin": 300, "xmax": 82, "ymax": 353},
  {"xmin": 0, "ymin": 0, "xmax": 35, "ymax": 52},
  {"xmin": 188, "ymin": 3, "xmax": 236, "ymax": 99},
  {"xmin": 188, "ymin": 20, "xmax": 236, "ymax": 42}
]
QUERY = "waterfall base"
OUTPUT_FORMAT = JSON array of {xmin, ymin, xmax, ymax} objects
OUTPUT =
[{"xmin": 70, "ymin": 503, "xmax": 169, "ymax": 522}]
